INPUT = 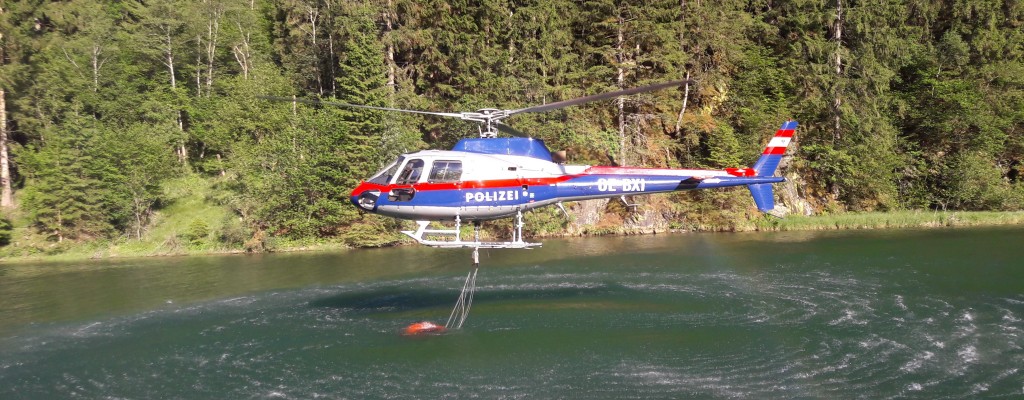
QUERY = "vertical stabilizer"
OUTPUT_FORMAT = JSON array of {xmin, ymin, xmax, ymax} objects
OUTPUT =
[
  {"xmin": 747, "ymin": 183, "xmax": 775, "ymax": 213},
  {"xmin": 751, "ymin": 120, "xmax": 797, "ymax": 177}
]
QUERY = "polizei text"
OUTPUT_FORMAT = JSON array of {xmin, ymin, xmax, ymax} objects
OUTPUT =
[{"xmin": 465, "ymin": 190, "xmax": 521, "ymax": 203}]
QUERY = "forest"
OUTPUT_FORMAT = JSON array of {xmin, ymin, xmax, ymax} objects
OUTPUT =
[{"xmin": 0, "ymin": 0, "xmax": 1022, "ymax": 255}]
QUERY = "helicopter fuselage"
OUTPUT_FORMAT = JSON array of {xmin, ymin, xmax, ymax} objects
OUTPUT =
[{"xmin": 349, "ymin": 135, "xmax": 787, "ymax": 222}]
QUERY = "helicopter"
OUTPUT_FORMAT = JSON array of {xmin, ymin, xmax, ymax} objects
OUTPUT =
[
  {"xmin": 271, "ymin": 80, "xmax": 794, "ymax": 249},
  {"xmin": 274, "ymin": 81, "xmax": 790, "ymax": 247},
  {"xmin": 287, "ymin": 82, "xmax": 791, "ymax": 246},
  {"xmin": 268, "ymin": 80, "xmax": 795, "ymax": 331}
]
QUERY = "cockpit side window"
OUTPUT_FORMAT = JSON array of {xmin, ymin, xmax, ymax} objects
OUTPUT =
[
  {"xmin": 428, "ymin": 160, "xmax": 463, "ymax": 183},
  {"xmin": 395, "ymin": 159, "xmax": 425, "ymax": 184},
  {"xmin": 368, "ymin": 158, "xmax": 402, "ymax": 184}
]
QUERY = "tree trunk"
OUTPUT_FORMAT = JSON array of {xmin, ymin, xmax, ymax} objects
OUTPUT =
[
  {"xmin": 0, "ymin": 89, "xmax": 12, "ymax": 208},
  {"xmin": 616, "ymin": 11, "xmax": 626, "ymax": 167},
  {"xmin": 164, "ymin": 27, "xmax": 177, "ymax": 89},
  {"xmin": 205, "ymin": 4, "xmax": 222, "ymax": 97},
  {"xmin": 328, "ymin": 28, "xmax": 336, "ymax": 95},
  {"xmin": 385, "ymin": 0, "xmax": 396, "ymax": 102},
  {"xmin": 161, "ymin": 26, "xmax": 188, "ymax": 165},
  {"xmin": 832, "ymin": 0, "xmax": 844, "ymax": 143},
  {"xmin": 675, "ymin": 0, "xmax": 689, "ymax": 135},
  {"xmin": 56, "ymin": 209, "xmax": 63, "ymax": 243},
  {"xmin": 195, "ymin": 34, "xmax": 203, "ymax": 96},
  {"xmin": 325, "ymin": 1, "xmax": 337, "ymax": 95},
  {"xmin": 133, "ymin": 194, "xmax": 143, "ymax": 240},
  {"xmin": 233, "ymin": 22, "xmax": 251, "ymax": 80},
  {"xmin": 674, "ymin": 71, "xmax": 691, "ymax": 133},
  {"xmin": 91, "ymin": 43, "xmax": 103, "ymax": 92},
  {"xmin": 301, "ymin": 5, "xmax": 323, "ymax": 95}
]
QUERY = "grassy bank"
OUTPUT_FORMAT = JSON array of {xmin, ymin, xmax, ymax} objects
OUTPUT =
[
  {"xmin": 0, "ymin": 175, "xmax": 235, "ymax": 261},
  {"xmin": 755, "ymin": 210, "xmax": 1024, "ymax": 231},
  {"xmin": 0, "ymin": 174, "xmax": 366, "ymax": 263}
]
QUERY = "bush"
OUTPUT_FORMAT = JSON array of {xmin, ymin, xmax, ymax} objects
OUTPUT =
[
  {"xmin": 940, "ymin": 152, "xmax": 1020, "ymax": 210},
  {"xmin": 182, "ymin": 219, "xmax": 210, "ymax": 245},
  {"xmin": 342, "ymin": 222, "xmax": 400, "ymax": 248},
  {"xmin": 217, "ymin": 216, "xmax": 251, "ymax": 247},
  {"xmin": 243, "ymin": 229, "xmax": 277, "ymax": 252},
  {"xmin": 0, "ymin": 217, "xmax": 12, "ymax": 246}
]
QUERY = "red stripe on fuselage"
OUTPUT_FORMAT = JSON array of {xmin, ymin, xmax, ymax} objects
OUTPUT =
[
  {"xmin": 352, "ymin": 162, "xmax": 728, "ymax": 196},
  {"xmin": 352, "ymin": 175, "xmax": 578, "ymax": 195},
  {"xmin": 584, "ymin": 166, "xmax": 667, "ymax": 175},
  {"xmin": 581, "ymin": 166, "xmax": 721, "ymax": 176},
  {"xmin": 775, "ymin": 128, "xmax": 795, "ymax": 138}
]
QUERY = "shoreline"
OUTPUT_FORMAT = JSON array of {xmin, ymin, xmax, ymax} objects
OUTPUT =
[{"xmin": 2, "ymin": 210, "xmax": 1022, "ymax": 264}]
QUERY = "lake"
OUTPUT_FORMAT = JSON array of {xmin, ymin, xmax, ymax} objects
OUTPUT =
[{"xmin": 1, "ymin": 227, "xmax": 1022, "ymax": 398}]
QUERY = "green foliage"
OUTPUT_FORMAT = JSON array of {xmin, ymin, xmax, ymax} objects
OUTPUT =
[
  {"xmin": 20, "ymin": 112, "xmax": 120, "ymax": 242},
  {"xmin": 341, "ymin": 216, "xmax": 403, "ymax": 248},
  {"xmin": 182, "ymin": 219, "xmax": 210, "ymax": 245},
  {"xmin": 705, "ymin": 124, "xmax": 743, "ymax": 168},
  {"xmin": 938, "ymin": 152, "xmax": 1023, "ymax": 211},
  {"xmin": 523, "ymin": 207, "xmax": 568, "ymax": 237},
  {"xmin": 0, "ymin": 216, "xmax": 12, "ymax": 246},
  {"xmin": 217, "ymin": 215, "xmax": 252, "ymax": 247}
]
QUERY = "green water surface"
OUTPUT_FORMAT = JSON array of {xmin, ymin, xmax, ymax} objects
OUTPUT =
[{"xmin": 1, "ymin": 227, "xmax": 1022, "ymax": 398}]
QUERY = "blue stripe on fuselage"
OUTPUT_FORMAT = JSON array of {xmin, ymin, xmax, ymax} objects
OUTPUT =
[
  {"xmin": 363, "ymin": 175, "xmax": 784, "ymax": 209},
  {"xmin": 554, "ymin": 175, "xmax": 684, "ymax": 198}
]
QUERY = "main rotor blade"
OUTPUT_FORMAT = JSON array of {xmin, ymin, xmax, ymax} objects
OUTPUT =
[
  {"xmin": 507, "ymin": 80, "xmax": 689, "ymax": 116},
  {"xmin": 260, "ymin": 96, "xmax": 464, "ymax": 119},
  {"xmin": 494, "ymin": 122, "xmax": 530, "ymax": 138}
]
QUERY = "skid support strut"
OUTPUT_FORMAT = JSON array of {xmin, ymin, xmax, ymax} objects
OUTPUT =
[{"xmin": 401, "ymin": 210, "xmax": 541, "ymax": 249}]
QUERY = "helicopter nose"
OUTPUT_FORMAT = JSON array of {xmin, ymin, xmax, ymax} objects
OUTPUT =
[{"xmin": 350, "ymin": 183, "xmax": 381, "ymax": 211}]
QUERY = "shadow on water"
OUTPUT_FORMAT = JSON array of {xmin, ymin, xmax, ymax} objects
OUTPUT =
[
  {"xmin": 308, "ymin": 287, "xmax": 454, "ymax": 312},
  {"xmin": 308, "ymin": 283, "xmax": 628, "ymax": 314}
]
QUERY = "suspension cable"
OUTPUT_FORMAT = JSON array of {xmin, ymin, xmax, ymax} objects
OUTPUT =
[{"xmin": 446, "ymin": 267, "xmax": 478, "ymax": 329}]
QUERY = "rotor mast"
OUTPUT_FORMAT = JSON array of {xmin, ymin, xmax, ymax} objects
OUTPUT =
[{"xmin": 460, "ymin": 108, "xmax": 506, "ymax": 138}]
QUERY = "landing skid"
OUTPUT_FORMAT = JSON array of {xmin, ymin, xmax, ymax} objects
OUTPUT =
[{"xmin": 401, "ymin": 211, "xmax": 541, "ymax": 249}]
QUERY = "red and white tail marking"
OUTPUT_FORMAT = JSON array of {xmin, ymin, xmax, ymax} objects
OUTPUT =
[{"xmin": 762, "ymin": 122, "xmax": 796, "ymax": 155}]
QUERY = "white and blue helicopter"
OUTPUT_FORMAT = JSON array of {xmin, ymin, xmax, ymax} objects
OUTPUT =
[
  {"xmin": 331, "ymin": 81, "xmax": 794, "ymax": 248},
  {"xmin": 274, "ymin": 81, "xmax": 795, "ymax": 249},
  {"xmin": 271, "ymin": 81, "xmax": 795, "ymax": 331}
]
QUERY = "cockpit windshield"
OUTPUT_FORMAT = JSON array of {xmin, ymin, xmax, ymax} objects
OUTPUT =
[{"xmin": 368, "ymin": 157, "xmax": 403, "ymax": 184}]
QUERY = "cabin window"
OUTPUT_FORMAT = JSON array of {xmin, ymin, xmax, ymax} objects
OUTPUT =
[
  {"xmin": 395, "ymin": 159, "xmax": 425, "ymax": 184},
  {"xmin": 429, "ymin": 160, "xmax": 463, "ymax": 183},
  {"xmin": 368, "ymin": 158, "xmax": 402, "ymax": 184}
]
